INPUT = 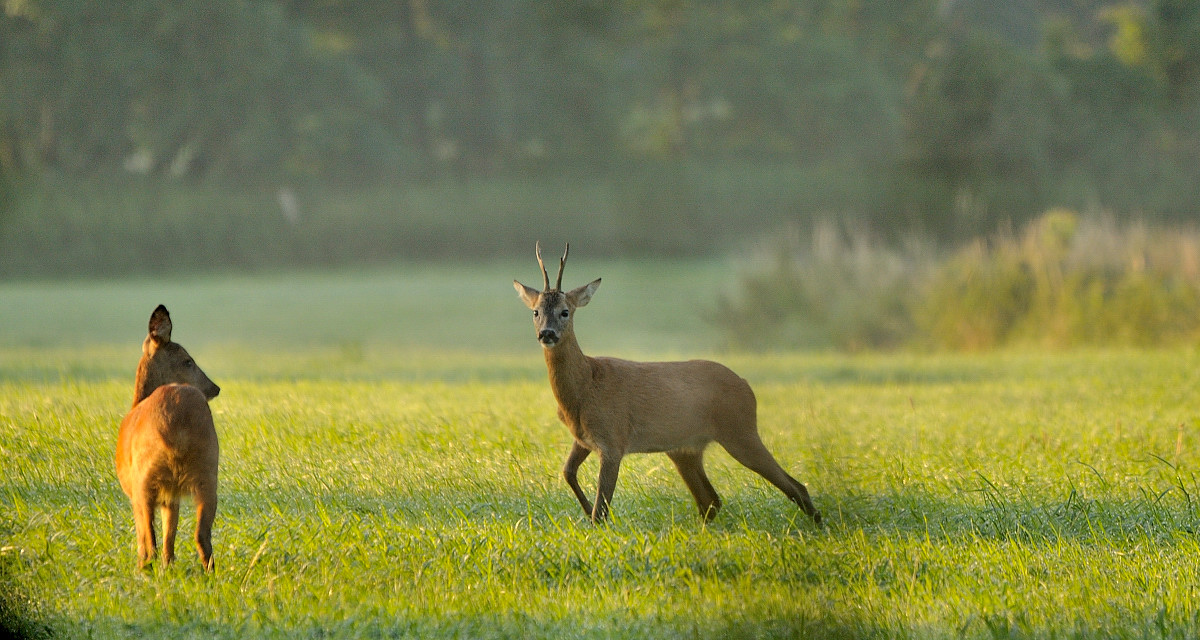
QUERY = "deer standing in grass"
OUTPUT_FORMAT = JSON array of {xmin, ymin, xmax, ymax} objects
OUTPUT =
[
  {"xmin": 514, "ymin": 243, "xmax": 821, "ymax": 524},
  {"xmin": 115, "ymin": 305, "xmax": 221, "ymax": 570}
]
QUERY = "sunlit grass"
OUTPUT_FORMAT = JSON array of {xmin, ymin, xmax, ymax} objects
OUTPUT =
[
  {"xmin": 5, "ymin": 346, "xmax": 1200, "ymax": 637},
  {"xmin": 4, "ymin": 267, "xmax": 1200, "ymax": 637}
]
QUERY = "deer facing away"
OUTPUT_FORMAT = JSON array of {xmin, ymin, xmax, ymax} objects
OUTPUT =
[
  {"xmin": 514, "ymin": 243, "xmax": 821, "ymax": 524},
  {"xmin": 115, "ymin": 305, "xmax": 221, "ymax": 570}
]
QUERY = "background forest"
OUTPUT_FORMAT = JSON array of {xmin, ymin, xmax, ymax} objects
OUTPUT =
[{"xmin": 2, "ymin": 0, "xmax": 1199, "ymax": 348}]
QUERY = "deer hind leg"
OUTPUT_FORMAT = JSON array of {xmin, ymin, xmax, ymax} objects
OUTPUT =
[
  {"xmin": 132, "ymin": 488, "xmax": 158, "ymax": 570},
  {"xmin": 720, "ymin": 434, "xmax": 821, "ymax": 524},
  {"xmin": 563, "ymin": 442, "xmax": 594, "ymax": 517},
  {"xmin": 160, "ymin": 499, "xmax": 180, "ymax": 566},
  {"xmin": 194, "ymin": 484, "xmax": 218, "ymax": 572},
  {"xmin": 667, "ymin": 450, "xmax": 722, "ymax": 522}
]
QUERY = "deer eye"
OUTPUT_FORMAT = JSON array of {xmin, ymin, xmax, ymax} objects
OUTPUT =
[
  {"xmin": 532, "ymin": 310, "xmax": 539, "ymax": 318},
  {"xmin": 560, "ymin": 310, "xmax": 569, "ymax": 318}
]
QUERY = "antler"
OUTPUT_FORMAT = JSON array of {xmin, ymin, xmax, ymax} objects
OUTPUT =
[
  {"xmin": 535, "ymin": 241, "xmax": 570, "ymax": 291},
  {"xmin": 535, "ymin": 241, "xmax": 550, "ymax": 291},
  {"xmin": 555, "ymin": 242, "xmax": 569, "ymax": 291}
]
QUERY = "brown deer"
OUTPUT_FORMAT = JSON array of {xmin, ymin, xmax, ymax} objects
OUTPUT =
[
  {"xmin": 115, "ymin": 305, "xmax": 221, "ymax": 570},
  {"xmin": 514, "ymin": 243, "xmax": 821, "ymax": 524}
]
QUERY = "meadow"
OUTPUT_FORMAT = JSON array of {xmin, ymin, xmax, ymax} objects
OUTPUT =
[{"xmin": 3, "ymin": 260, "xmax": 1200, "ymax": 638}]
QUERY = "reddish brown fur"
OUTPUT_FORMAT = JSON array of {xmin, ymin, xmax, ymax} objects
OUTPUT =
[
  {"xmin": 515, "ymin": 243, "xmax": 820, "ymax": 523},
  {"xmin": 115, "ymin": 305, "xmax": 220, "ymax": 570}
]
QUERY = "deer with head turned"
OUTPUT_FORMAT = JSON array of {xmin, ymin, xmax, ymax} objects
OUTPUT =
[
  {"xmin": 514, "ymin": 243, "xmax": 821, "ymax": 524},
  {"xmin": 115, "ymin": 305, "xmax": 221, "ymax": 570}
]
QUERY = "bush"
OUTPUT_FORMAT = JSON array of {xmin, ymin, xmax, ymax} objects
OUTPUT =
[
  {"xmin": 712, "ymin": 221, "xmax": 933, "ymax": 351},
  {"xmin": 918, "ymin": 210, "xmax": 1200, "ymax": 349},
  {"xmin": 716, "ymin": 211, "xmax": 1200, "ymax": 351}
]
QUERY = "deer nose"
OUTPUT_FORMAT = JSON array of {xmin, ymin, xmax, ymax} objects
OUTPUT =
[
  {"xmin": 206, "ymin": 383, "xmax": 221, "ymax": 400},
  {"xmin": 538, "ymin": 329, "xmax": 559, "ymax": 345}
]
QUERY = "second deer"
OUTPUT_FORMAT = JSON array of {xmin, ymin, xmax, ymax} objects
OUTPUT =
[
  {"xmin": 514, "ymin": 243, "xmax": 821, "ymax": 524},
  {"xmin": 115, "ymin": 305, "xmax": 221, "ymax": 570}
]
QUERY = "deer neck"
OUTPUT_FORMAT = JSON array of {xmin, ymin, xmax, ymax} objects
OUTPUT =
[
  {"xmin": 132, "ymin": 358, "xmax": 159, "ymax": 408},
  {"xmin": 543, "ymin": 331, "xmax": 593, "ymax": 415}
]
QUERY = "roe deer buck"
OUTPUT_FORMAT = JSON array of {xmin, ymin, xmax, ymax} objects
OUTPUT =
[
  {"xmin": 514, "ymin": 243, "xmax": 821, "ymax": 524},
  {"xmin": 115, "ymin": 305, "xmax": 221, "ymax": 570}
]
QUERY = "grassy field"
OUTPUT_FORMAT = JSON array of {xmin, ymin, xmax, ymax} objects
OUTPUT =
[{"xmin": 4, "ymin": 263, "xmax": 1200, "ymax": 638}]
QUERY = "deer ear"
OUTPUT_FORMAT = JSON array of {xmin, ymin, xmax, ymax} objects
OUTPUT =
[
  {"xmin": 147, "ymin": 304, "xmax": 172, "ymax": 345},
  {"xmin": 513, "ymin": 280, "xmax": 541, "ymax": 310},
  {"xmin": 568, "ymin": 278, "xmax": 601, "ymax": 307}
]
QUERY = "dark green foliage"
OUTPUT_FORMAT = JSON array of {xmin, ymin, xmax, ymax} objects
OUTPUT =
[
  {"xmin": 2, "ymin": 0, "xmax": 1200, "ymax": 277},
  {"xmin": 892, "ymin": 34, "xmax": 1072, "ymax": 240},
  {"xmin": 0, "ymin": 160, "xmax": 883, "ymax": 276},
  {"xmin": 0, "ymin": 0, "xmax": 382, "ymax": 182}
]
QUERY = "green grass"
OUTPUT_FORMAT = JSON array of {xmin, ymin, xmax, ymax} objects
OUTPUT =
[{"xmin": 4, "ymin": 265, "xmax": 1200, "ymax": 638}]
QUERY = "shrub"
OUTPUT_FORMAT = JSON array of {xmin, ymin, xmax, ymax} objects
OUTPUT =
[
  {"xmin": 716, "ymin": 211, "xmax": 1200, "ymax": 351},
  {"xmin": 712, "ymin": 221, "xmax": 934, "ymax": 351},
  {"xmin": 917, "ymin": 210, "xmax": 1200, "ymax": 349}
]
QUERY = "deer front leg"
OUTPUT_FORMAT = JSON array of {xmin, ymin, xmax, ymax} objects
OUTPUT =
[
  {"xmin": 563, "ymin": 442, "xmax": 593, "ymax": 517},
  {"xmin": 591, "ymin": 452, "xmax": 623, "ymax": 523}
]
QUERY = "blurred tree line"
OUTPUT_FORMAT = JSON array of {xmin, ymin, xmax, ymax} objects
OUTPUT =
[
  {"xmin": 1, "ymin": 0, "xmax": 1198, "ymax": 266},
  {"xmin": 0, "ymin": 0, "xmax": 928, "ymax": 179}
]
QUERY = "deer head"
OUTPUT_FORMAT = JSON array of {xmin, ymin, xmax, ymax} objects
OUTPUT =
[
  {"xmin": 514, "ymin": 242, "xmax": 601, "ymax": 348},
  {"xmin": 135, "ymin": 305, "xmax": 221, "ymax": 404}
]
